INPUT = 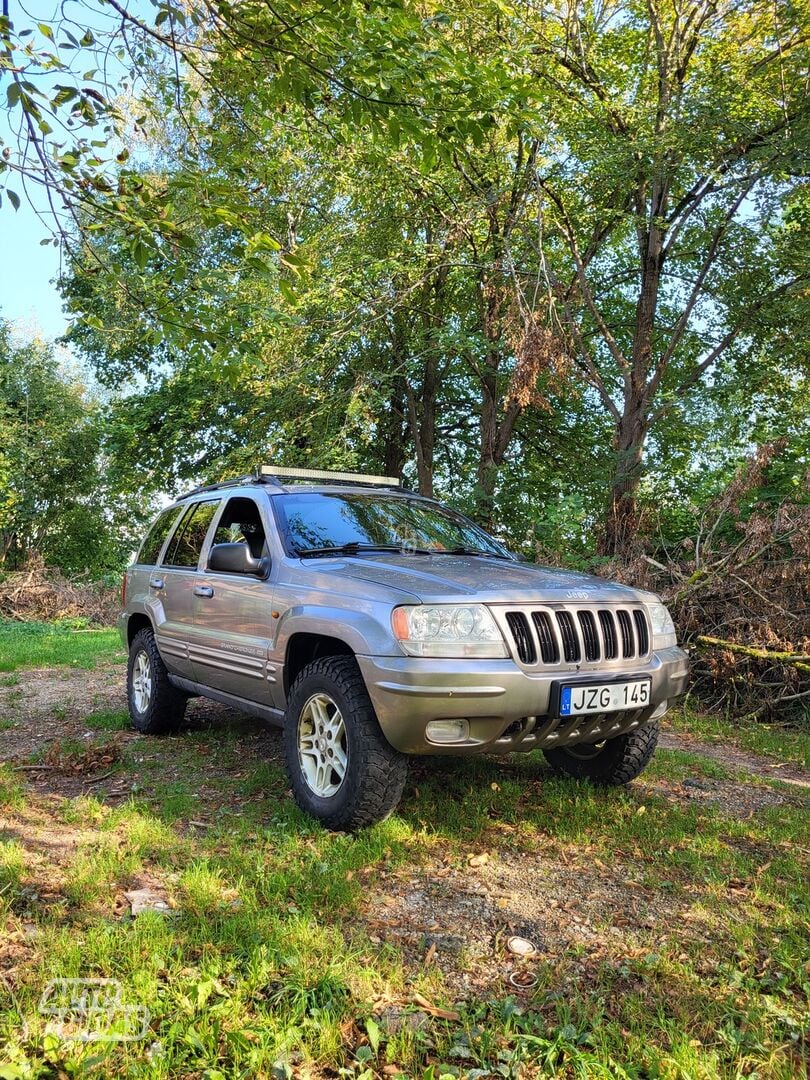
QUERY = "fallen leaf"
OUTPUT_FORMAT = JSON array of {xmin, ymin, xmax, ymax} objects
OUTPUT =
[{"xmin": 410, "ymin": 992, "xmax": 460, "ymax": 1021}]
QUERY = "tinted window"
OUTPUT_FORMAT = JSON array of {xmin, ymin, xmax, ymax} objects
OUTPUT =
[
  {"xmin": 163, "ymin": 500, "xmax": 220, "ymax": 568},
  {"xmin": 276, "ymin": 493, "xmax": 511, "ymax": 558},
  {"xmin": 137, "ymin": 507, "xmax": 181, "ymax": 565}
]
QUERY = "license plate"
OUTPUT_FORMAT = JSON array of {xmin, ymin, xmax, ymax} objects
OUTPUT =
[{"xmin": 559, "ymin": 679, "xmax": 651, "ymax": 717}]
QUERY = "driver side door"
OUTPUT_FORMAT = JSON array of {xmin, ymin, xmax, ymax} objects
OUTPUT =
[{"xmin": 189, "ymin": 494, "xmax": 276, "ymax": 703}]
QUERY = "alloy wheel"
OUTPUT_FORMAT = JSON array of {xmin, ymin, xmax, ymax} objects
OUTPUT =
[
  {"xmin": 297, "ymin": 692, "xmax": 348, "ymax": 797},
  {"xmin": 131, "ymin": 650, "xmax": 152, "ymax": 713}
]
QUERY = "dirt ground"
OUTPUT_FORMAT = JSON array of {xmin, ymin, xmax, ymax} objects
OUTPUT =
[{"xmin": 2, "ymin": 659, "xmax": 807, "ymax": 788}]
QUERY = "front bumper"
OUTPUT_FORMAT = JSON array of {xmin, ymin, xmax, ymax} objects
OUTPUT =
[{"xmin": 357, "ymin": 646, "xmax": 689, "ymax": 755}]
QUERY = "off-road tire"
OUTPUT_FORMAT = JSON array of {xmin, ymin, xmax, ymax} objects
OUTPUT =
[
  {"xmin": 543, "ymin": 721, "xmax": 659, "ymax": 785},
  {"xmin": 127, "ymin": 627, "xmax": 187, "ymax": 734},
  {"xmin": 283, "ymin": 655, "xmax": 408, "ymax": 831}
]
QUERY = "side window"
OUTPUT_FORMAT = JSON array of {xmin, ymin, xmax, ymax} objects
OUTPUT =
[
  {"xmin": 210, "ymin": 496, "xmax": 267, "ymax": 561},
  {"xmin": 163, "ymin": 500, "xmax": 220, "ymax": 569},
  {"xmin": 138, "ymin": 507, "xmax": 181, "ymax": 565}
]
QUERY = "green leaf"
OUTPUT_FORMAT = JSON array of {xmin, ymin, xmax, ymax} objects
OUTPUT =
[
  {"xmin": 132, "ymin": 239, "xmax": 150, "ymax": 269},
  {"xmin": 6, "ymin": 82, "xmax": 20, "ymax": 109},
  {"xmin": 7, "ymin": 190, "xmax": 20, "ymax": 211},
  {"xmin": 365, "ymin": 1017, "xmax": 381, "ymax": 1055},
  {"xmin": 278, "ymin": 279, "xmax": 298, "ymax": 306}
]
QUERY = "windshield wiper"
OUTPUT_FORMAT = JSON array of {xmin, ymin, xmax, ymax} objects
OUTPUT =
[
  {"xmin": 442, "ymin": 546, "xmax": 513, "ymax": 560},
  {"xmin": 295, "ymin": 542, "xmax": 433, "ymax": 558}
]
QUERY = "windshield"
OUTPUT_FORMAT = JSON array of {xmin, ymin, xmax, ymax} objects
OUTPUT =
[{"xmin": 276, "ymin": 492, "xmax": 513, "ymax": 559}]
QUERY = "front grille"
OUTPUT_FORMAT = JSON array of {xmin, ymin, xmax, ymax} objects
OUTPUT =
[
  {"xmin": 502, "ymin": 605, "xmax": 651, "ymax": 667},
  {"xmin": 505, "ymin": 611, "xmax": 536, "ymax": 664},
  {"xmin": 633, "ymin": 609, "xmax": 649, "ymax": 655},
  {"xmin": 599, "ymin": 610, "xmax": 617, "ymax": 659},
  {"xmin": 532, "ymin": 611, "xmax": 559, "ymax": 663},
  {"xmin": 578, "ymin": 611, "xmax": 600, "ymax": 661},
  {"xmin": 557, "ymin": 611, "xmax": 580, "ymax": 662},
  {"xmin": 617, "ymin": 609, "xmax": 634, "ymax": 658}
]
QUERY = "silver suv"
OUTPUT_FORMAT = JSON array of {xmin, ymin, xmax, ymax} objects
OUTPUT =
[{"xmin": 120, "ymin": 467, "xmax": 689, "ymax": 830}]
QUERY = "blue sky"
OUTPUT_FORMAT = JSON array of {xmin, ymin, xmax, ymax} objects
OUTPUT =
[
  {"xmin": 0, "ymin": 180, "xmax": 67, "ymax": 339},
  {"xmin": 0, "ymin": 0, "xmax": 143, "ymax": 341},
  {"xmin": 1, "ymin": 1, "xmax": 69, "ymax": 339}
]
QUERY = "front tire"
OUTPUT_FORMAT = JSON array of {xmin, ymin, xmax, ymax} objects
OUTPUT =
[
  {"xmin": 544, "ymin": 721, "xmax": 659, "ymax": 785},
  {"xmin": 127, "ymin": 627, "xmax": 187, "ymax": 734},
  {"xmin": 283, "ymin": 655, "xmax": 408, "ymax": 831}
]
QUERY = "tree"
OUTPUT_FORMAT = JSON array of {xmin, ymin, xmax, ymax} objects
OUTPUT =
[
  {"xmin": 0, "ymin": 320, "xmax": 142, "ymax": 573},
  {"xmin": 485, "ymin": 0, "xmax": 810, "ymax": 552},
  {"xmin": 28, "ymin": 0, "xmax": 809, "ymax": 554}
]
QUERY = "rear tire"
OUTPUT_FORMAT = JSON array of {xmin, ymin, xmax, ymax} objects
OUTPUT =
[
  {"xmin": 544, "ymin": 721, "xmax": 659, "ymax": 785},
  {"xmin": 127, "ymin": 627, "xmax": 187, "ymax": 734},
  {"xmin": 283, "ymin": 655, "xmax": 408, "ymax": 831}
]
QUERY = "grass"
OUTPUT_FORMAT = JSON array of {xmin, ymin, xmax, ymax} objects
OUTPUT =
[
  {"xmin": 0, "ymin": 618, "xmax": 124, "ymax": 672},
  {"xmin": 84, "ymin": 708, "xmax": 130, "ymax": 731},
  {"xmin": 0, "ymin": 623, "xmax": 807, "ymax": 1078},
  {"xmin": 670, "ymin": 698, "xmax": 810, "ymax": 768},
  {"xmin": 1, "ymin": 737, "xmax": 807, "ymax": 1078}
]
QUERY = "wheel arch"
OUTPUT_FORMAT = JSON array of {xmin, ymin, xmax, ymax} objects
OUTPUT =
[
  {"xmin": 284, "ymin": 632, "xmax": 355, "ymax": 696},
  {"xmin": 126, "ymin": 612, "xmax": 154, "ymax": 647}
]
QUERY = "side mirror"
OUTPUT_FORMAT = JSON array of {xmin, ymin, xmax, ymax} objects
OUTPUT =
[{"xmin": 208, "ymin": 542, "xmax": 269, "ymax": 578}]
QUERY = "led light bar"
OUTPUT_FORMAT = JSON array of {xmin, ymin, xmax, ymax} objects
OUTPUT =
[{"xmin": 260, "ymin": 465, "xmax": 400, "ymax": 486}]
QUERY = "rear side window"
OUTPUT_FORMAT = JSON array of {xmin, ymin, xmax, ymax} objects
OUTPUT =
[
  {"xmin": 137, "ymin": 507, "xmax": 181, "ymax": 565},
  {"xmin": 163, "ymin": 499, "xmax": 220, "ymax": 569}
]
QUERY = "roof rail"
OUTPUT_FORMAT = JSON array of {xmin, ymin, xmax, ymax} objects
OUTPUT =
[
  {"xmin": 175, "ymin": 472, "xmax": 283, "ymax": 501},
  {"xmin": 260, "ymin": 466, "xmax": 401, "ymax": 487}
]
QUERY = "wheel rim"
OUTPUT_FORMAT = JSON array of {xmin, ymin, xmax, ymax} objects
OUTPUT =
[
  {"xmin": 565, "ymin": 740, "xmax": 607, "ymax": 760},
  {"xmin": 297, "ymin": 692, "xmax": 348, "ymax": 798},
  {"xmin": 131, "ymin": 650, "xmax": 152, "ymax": 714}
]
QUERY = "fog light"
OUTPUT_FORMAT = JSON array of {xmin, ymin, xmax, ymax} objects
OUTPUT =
[
  {"xmin": 426, "ymin": 719, "xmax": 469, "ymax": 744},
  {"xmin": 650, "ymin": 700, "xmax": 668, "ymax": 719}
]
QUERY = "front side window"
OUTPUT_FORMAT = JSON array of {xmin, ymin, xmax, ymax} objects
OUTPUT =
[
  {"xmin": 163, "ymin": 499, "xmax": 220, "ymax": 569},
  {"xmin": 137, "ymin": 507, "xmax": 181, "ymax": 565},
  {"xmin": 275, "ymin": 493, "xmax": 512, "ymax": 559},
  {"xmin": 211, "ymin": 496, "xmax": 267, "ymax": 560}
]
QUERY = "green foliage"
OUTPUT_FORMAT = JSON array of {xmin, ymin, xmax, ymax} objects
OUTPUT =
[
  {"xmin": 0, "ymin": 320, "xmax": 146, "ymax": 574},
  {"xmin": 2, "ymin": 1, "xmax": 809, "ymax": 557}
]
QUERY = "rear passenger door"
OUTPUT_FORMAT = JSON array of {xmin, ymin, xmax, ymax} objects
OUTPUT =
[{"xmin": 152, "ymin": 498, "xmax": 220, "ymax": 678}]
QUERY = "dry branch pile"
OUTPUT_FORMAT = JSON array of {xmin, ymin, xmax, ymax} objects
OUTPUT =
[
  {"xmin": 603, "ymin": 453, "xmax": 810, "ymax": 723},
  {"xmin": 0, "ymin": 554, "xmax": 118, "ymax": 626}
]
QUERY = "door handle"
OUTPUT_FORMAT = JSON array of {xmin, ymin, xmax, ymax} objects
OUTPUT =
[
  {"xmin": 194, "ymin": 585, "xmax": 214, "ymax": 598},
  {"xmin": 149, "ymin": 577, "xmax": 165, "ymax": 590}
]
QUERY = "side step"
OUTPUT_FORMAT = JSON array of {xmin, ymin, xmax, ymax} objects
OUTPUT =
[{"xmin": 168, "ymin": 675, "xmax": 285, "ymax": 726}]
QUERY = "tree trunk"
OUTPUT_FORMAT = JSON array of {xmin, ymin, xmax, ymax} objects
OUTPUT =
[
  {"xmin": 600, "ymin": 402, "xmax": 647, "ymax": 556},
  {"xmin": 477, "ymin": 348, "xmax": 501, "ymax": 527},
  {"xmin": 381, "ymin": 376, "xmax": 407, "ymax": 479},
  {"xmin": 405, "ymin": 375, "xmax": 435, "ymax": 498},
  {"xmin": 599, "ymin": 190, "xmax": 664, "ymax": 556}
]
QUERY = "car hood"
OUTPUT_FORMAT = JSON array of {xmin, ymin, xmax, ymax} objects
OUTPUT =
[{"xmin": 317, "ymin": 553, "xmax": 657, "ymax": 605}]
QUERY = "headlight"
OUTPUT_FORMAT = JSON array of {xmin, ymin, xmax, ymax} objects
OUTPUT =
[
  {"xmin": 391, "ymin": 604, "xmax": 508, "ymax": 658},
  {"xmin": 647, "ymin": 602, "xmax": 677, "ymax": 649}
]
